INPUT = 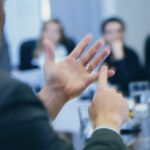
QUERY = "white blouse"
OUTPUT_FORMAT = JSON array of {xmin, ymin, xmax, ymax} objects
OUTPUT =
[{"xmin": 32, "ymin": 44, "xmax": 67, "ymax": 68}]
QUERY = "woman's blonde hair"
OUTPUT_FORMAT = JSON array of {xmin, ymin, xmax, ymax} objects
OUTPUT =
[{"xmin": 34, "ymin": 19, "xmax": 66, "ymax": 58}]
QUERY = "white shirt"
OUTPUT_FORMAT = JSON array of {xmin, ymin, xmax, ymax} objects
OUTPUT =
[
  {"xmin": 95, "ymin": 126, "xmax": 119, "ymax": 135},
  {"xmin": 32, "ymin": 44, "xmax": 67, "ymax": 68}
]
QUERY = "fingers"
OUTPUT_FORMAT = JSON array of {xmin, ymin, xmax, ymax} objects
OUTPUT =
[
  {"xmin": 88, "ymin": 48, "xmax": 110, "ymax": 72},
  {"xmin": 87, "ymin": 68, "xmax": 115, "ymax": 85},
  {"xmin": 98, "ymin": 65, "xmax": 108, "ymax": 88},
  {"xmin": 80, "ymin": 40, "xmax": 104, "ymax": 65},
  {"xmin": 69, "ymin": 34, "xmax": 92, "ymax": 59},
  {"xmin": 108, "ymin": 68, "xmax": 116, "ymax": 77},
  {"xmin": 43, "ymin": 39, "xmax": 55, "ymax": 63}
]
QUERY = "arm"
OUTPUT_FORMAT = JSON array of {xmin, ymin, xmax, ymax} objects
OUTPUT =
[
  {"xmin": 38, "ymin": 85, "xmax": 69, "ymax": 121},
  {"xmin": 0, "ymin": 81, "xmax": 74, "ymax": 150},
  {"xmin": 86, "ymin": 65, "xmax": 129, "ymax": 150},
  {"xmin": 1, "ymin": 78, "xmax": 126, "ymax": 150},
  {"xmin": 84, "ymin": 129, "xmax": 126, "ymax": 150}
]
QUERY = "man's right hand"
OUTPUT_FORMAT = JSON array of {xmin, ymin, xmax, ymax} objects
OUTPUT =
[{"xmin": 89, "ymin": 65, "xmax": 129, "ymax": 132}]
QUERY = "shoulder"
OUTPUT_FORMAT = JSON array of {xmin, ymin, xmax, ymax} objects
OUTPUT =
[
  {"xmin": 21, "ymin": 40, "xmax": 37, "ymax": 48},
  {"xmin": 0, "ymin": 71, "xmax": 46, "ymax": 115},
  {"xmin": 0, "ymin": 70, "xmax": 30, "ymax": 92},
  {"xmin": 145, "ymin": 35, "xmax": 150, "ymax": 48},
  {"xmin": 0, "ymin": 71, "xmax": 20, "ymax": 90},
  {"xmin": 146, "ymin": 35, "xmax": 150, "ymax": 42}
]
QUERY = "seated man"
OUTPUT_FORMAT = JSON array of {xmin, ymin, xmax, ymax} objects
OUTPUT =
[
  {"xmin": 102, "ymin": 17, "xmax": 142, "ymax": 95},
  {"xmin": 0, "ymin": 1, "xmax": 129, "ymax": 150},
  {"xmin": 145, "ymin": 35, "xmax": 150, "ymax": 66}
]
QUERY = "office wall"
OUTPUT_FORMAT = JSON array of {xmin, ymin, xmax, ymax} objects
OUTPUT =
[
  {"xmin": 50, "ymin": 0, "xmax": 102, "ymax": 43},
  {"xmin": 101, "ymin": 0, "xmax": 150, "ymax": 64},
  {"xmin": 4, "ymin": 0, "xmax": 42, "ymax": 67}
]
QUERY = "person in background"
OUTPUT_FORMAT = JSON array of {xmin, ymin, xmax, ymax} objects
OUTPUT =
[
  {"xmin": 145, "ymin": 35, "xmax": 150, "ymax": 66},
  {"xmin": 19, "ymin": 19, "xmax": 76, "ymax": 70},
  {"xmin": 0, "ymin": 32, "xmax": 11, "ymax": 72},
  {"xmin": 102, "ymin": 17, "xmax": 142, "ymax": 95},
  {"xmin": 144, "ymin": 35, "xmax": 150, "ymax": 81}
]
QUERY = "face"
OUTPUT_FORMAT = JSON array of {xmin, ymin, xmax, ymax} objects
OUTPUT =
[
  {"xmin": 42, "ymin": 22, "xmax": 61, "ymax": 45},
  {"xmin": 0, "ymin": 0, "xmax": 5, "ymax": 44},
  {"xmin": 103, "ymin": 22, "xmax": 124, "ymax": 45}
]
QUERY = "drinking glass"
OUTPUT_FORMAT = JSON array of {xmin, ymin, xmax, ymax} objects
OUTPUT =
[
  {"xmin": 78, "ymin": 106, "xmax": 93, "ymax": 144},
  {"xmin": 129, "ymin": 81, "xmax": 149, "ymax": 104}
]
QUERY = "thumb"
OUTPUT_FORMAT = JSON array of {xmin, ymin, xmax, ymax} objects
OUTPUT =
[{"xmin": 43, "ymin": 39, "xmax": 55, "ymax": 63}]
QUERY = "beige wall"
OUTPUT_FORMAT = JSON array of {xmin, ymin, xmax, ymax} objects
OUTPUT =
[{"xmin": 101, "ymin": 0, "xmax": 150, "ymax": 64}]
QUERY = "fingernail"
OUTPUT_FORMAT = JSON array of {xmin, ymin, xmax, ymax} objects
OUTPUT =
[{"xmin": 103, "ymin": 63, "xmax": 109, "ymax": 68}]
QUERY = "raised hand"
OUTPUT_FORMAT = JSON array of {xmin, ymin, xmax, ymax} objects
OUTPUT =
[
  {"xmin": 39, "ymin": 35, "xmax": 116, "ymax": 120},
  {"xmin": 89, "ymin": 65, "xmax": 129, "ymax": 132},
  {"xmin": 43, "ymin": 35, "xmax": 115, "ymax": 100}
]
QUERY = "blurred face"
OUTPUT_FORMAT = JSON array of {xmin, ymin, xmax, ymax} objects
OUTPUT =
[
  {"xmin": 42, "ymin": 22, "xmax": 61, "ymax": 45},
  {"xmin": 103, "ymin": 22, "xmax": 125, "ymax": 45},
  {"xmin": 0, "ymin": 0, "xmax": 5, "ymax": 44}
]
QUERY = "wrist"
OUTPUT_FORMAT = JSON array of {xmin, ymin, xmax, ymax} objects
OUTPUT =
[
  {"xmin": 39, "ymin": 85, "xmax": 69, "ymax": 104},
  {"xmin": 93, "ymin": 120, "xmax": 121, "ymax": 133},
  {"xmin": 38, "ymin": 85, "xmax": 69, "ymax": 120}
]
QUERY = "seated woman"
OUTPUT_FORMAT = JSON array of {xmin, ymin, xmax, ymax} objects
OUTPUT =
[{"xmin": 19, "ymin": 19, "xmax": 76, "ymax": 70}]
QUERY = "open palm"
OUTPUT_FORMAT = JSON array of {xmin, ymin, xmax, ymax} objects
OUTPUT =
[{"xmin": 43, "ymin": 35, "xmax": 115, "ymax": 101}]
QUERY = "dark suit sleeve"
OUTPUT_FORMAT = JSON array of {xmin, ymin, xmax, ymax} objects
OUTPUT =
[
  {"xmin": 0, "ymin": 81, "xmax": 74, "ymax": 150},
  {"xmin": 84, "ymin": 129, "xmax": 126, "ymax": 150},
  {"xmin": 0, "ymin": 80, "xmax": 126, "ymax": 150}
]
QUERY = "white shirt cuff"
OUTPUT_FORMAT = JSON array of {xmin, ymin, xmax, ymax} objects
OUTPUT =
[{"xmin": 94, "ymin": 126, "xmax": 120, "ymax": 135}]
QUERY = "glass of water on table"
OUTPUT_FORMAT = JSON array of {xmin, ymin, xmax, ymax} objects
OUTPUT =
[
  {"xmin": 78, "ymin": 106, "xmax": 94, "ymax": 144},
  {"xmin": 129, "ymin": 81, "xmax": 150, "ymax": 104}
]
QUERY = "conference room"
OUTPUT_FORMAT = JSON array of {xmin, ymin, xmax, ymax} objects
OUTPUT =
[{"xmin": 1, "ymin": 0, "xmax": 150, "ymax": 150}]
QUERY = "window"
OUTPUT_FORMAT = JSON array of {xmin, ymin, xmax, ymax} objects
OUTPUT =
[{"xmin": 41, "ymin": 0, "xmax": 51, "ymax": 21}]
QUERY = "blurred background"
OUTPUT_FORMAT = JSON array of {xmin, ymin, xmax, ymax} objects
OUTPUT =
[
  {"xmin": 4, "ymin": 0, "xmax": 150, "ymax": 67},
  {"xmin": 2, "ymin": 0, "xmax": 150, "ymax": 150}
]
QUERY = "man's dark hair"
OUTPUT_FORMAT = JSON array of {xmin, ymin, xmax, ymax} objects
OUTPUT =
[{"xmin": 101, "ymin": 17, "xmax": 125, "ymax": 33}]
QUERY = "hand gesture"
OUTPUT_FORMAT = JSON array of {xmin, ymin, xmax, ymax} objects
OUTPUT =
[
  {"xmin": 89, "ymin": 65, "xmax": 129, "ymax": 132},
  {"xmin": 43, "ymin": 35, "xmax": 115, "ymax": 101}
]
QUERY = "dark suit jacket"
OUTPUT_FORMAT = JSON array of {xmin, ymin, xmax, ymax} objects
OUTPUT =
[
  {"xmin": 0, "ymin": 33, "xmax": 11, "ymax": 72},
  {"xmin": 0, "ymin": 70, "xmax": 125, "ymax": 150}
]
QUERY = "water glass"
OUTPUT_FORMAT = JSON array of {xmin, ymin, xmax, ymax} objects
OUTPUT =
[{"xmin": 78, "ymin": 106, "xmax": 93, "ymax": 144}]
